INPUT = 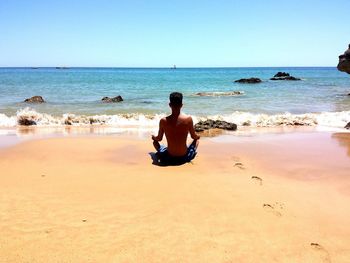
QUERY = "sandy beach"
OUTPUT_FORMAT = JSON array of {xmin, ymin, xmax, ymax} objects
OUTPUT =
[
  {"xmin": 1, "ymin": 0, "xmax": 349, "ymax": 262},
  {"xmin": 0, "ymin": 131, "xmax": 350, "ymax": 262}
]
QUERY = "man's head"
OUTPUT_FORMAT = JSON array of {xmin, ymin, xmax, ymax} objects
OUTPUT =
[{"xmin": 169, "ymin": 92, "xmax": 183, "ymax": 109}]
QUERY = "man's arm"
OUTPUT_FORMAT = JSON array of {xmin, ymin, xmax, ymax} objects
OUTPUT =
[
  {"xmin": 152, "ymin": 118, "xmax": 165, "ymax": 141},
  {"xmin": 188, "ymin": 117, "xmax": 200, "ymax": 140}
]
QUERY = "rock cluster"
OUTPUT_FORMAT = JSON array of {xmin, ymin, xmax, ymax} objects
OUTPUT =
[
  {"xmin": 233, "ymin": 72, "xmax": 301, "ymax": 82},
  {"xmin": 337, "ymin": 44, "xmax": 350, "ymax": 74},
  {"xmin": 24, "ymin": 96, "xmax": 45, "ymax": 103},
  {"xmin": 194, "ymin": 119, "xmax": 237, "ymax": 132},
  {"xmin": 101, "ymin": 96, "xmax": 123, "ymax": 103},
  {"xmin": 234, "ymin": 78, "xmax": 262, "ymax": 83},
  {"xmin": 345, "ymin": 122, "xmax": 350, "ymax": 129},
  {"xmin": 274, "ymin": 72, "xmax": 290, "ymax": 78},
  {"xmin": 18, "ymin": 117, "xmax": 36, "ymax": 126},
  {"xmin": 270, "ymin": 72, "xmax": 301, "ymax": 81}
]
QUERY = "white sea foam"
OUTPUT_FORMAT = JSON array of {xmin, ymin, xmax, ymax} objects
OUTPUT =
[
  {"xmin": 0, "ymin": 108, "xmax": 349, "ymax": 130},
  {"xmin": 193, "ymin": 91, "xmax": 244, "ymax": 97},
  {"xmin": 0, "ymin": 113, "xmax": 17, "ymax": 127},
  {"xmin": 196, "ymin": 111, "xmax": 350, "ymax": 128}
]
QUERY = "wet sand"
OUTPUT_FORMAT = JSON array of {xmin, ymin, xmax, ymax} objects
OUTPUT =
[{"xmin": 0, "ymin": 131, "xmax": 349, "ymax": 262}]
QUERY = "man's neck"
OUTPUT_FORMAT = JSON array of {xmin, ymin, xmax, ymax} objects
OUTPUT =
[{"xmin": 170, "ymin": 110, "xmax": 181, "ymax": 118}]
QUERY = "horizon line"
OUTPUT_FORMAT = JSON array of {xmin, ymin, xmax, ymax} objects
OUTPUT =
[{"xmin": 0, "ymin": 66, "xmax": 337, "ymax": 69}]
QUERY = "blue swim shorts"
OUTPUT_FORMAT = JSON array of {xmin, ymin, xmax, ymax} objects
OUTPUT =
[{"xmin": 156, "ymin": 144, "xmax": 197, "ymax": 165}]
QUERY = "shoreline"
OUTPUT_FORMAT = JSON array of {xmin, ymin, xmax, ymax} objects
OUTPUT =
[
  {"xmin": 0, "ymin": 124, "xmax": 348, "ymax": 137},
  {"xmin": 0, "ymin": 125, "xmax": 349, "ymax": 151},
  {"xmin": 0, "ymin": 130, "xmax": 349, "ymax": 262}
]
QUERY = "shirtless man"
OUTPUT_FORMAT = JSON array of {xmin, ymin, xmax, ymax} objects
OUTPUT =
[{"xmin": 151, "ymin": 92, "xmax": 200, "ymax": 165}]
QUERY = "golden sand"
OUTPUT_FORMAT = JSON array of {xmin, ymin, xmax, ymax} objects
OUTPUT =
[{"xmin": 0, "ymin": 132, "xmax": 349, "ymax": 262}]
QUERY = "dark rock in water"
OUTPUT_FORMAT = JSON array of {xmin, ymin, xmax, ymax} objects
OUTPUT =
[
  {"xmin": 270, "ymin": 72, "xmax": 300, "ymax": 80},
  {"xmin": 337, "ymin": 44, "xmax": 350, "ymax": 74},
  {"xmin": 101, "ymin": 96, "xmax": 123, "ymax": 103},
  {"xmin": 270, "ymin": 76, "xmax": 301, "ymax": 81},
  {"xmin": 274, "ymin": 72, "xmax": 290, "ymax": 78},
  {"xmin": 24, "ymin": 96, "xmax": 45, "ymax": 103},
  {"xmin": 345, "ymin": 122, "xmax": 350, "ymax": 129},
  {"xmin": 64, "ymin": 117, "xmax": 73, "ymax": 125},
  {"xmin": 234, "ymin": 78, "xmax": 262, "ymax": 83},
  {"xmin": 18, "ymin": 117, "xmax": 36, "ymax": 126},
  {"xmin": 195, "ymin": 119, "xmax": 237, "ymax": 132}
]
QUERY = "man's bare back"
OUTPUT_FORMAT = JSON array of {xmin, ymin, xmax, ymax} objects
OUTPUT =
[
  {"xmin": 154, "ymin": 113, "xmax": 198, "ymax": 156},
  {"xmin": 151, "ymin": 92, "xmax": 200, "ymax": 163}
]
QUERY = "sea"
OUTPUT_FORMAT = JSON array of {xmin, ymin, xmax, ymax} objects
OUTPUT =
[{"xmin": 0, "ymin": 67, "xmax": 349, "ymax": 132}]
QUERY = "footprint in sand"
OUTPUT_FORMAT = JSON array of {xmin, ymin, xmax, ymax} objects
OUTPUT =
[
  {"xmin": 251, "ymin": 176, "xmax": 263, "ymax": 185},
  {"xmin": 310, "ymin": 243, "xmax": 332, "ymax": 262},
  {"xmin": 263, "ymin": 203, "xmax": 283, "ymax": 217},
  {"xmin": 274, "ymin": 201, "xmax": 284, "ymax": 210},
  {"xmin": 234, "ymin": 162, "xmax": 246, "ymax": 170},
  {"xmin": 231, "ymin": 156, "xmax": 246, "ymax": 170}
]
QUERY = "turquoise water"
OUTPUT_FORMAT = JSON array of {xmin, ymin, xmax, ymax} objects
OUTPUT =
[{"xmin": 0, "ymin": 67, "xmax": 349, "ymax": 128}]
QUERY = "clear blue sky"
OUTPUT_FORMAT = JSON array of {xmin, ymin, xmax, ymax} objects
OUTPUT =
[{"xmin": 0, "ymin": 0, "xmax": 349, "ymax": 67}]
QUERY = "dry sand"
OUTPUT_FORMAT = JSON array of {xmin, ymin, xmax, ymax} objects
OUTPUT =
[{"xmin": 0, "ymin": 131, "xmax": 349, "ymax": 262}]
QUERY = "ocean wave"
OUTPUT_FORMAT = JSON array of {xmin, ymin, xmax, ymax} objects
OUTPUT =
[
  {"xmin": 0, "ymin": 113, "xmax": 17, "ymax": 127},
  {"xmin": 193, "ymin": 91, "xmax": 244, "ymax": 96},
  {"xmin": 201, "ymin": 111, "xmax": 350, "ymax": 128},
  {"xmin": 0, "ymin": 108, "xmax": 349, "ymax": 129}
]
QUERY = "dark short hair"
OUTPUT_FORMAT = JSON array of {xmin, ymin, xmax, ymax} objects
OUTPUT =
[{"xmin": 169, "ymin": 92, "xmax": 183, "ymax": 106}]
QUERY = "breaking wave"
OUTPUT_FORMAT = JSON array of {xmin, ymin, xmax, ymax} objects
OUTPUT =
[
  {"xmin": 193, "ymin": 91, "xmax": 244, "ymax": 96},
  {"xmin": 0, "ymin": 108, "xmax": 349, "ymax": 129}
]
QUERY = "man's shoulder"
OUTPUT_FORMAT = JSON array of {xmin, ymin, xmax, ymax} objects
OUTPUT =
[
  {"xmin": 180, "ymin": 114, "xmax": 193, "ymax": 121},
  {"xmin": 163, "ymin": 114, "xmax": 193, "ymax": 124}
]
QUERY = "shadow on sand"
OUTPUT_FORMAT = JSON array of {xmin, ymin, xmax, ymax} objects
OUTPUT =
[{"xmin": 149, "ymin": 152, "xmax": 190, "ymax": 167}]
